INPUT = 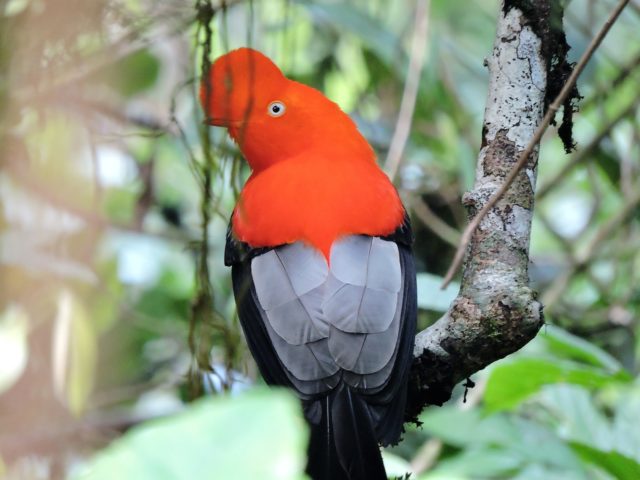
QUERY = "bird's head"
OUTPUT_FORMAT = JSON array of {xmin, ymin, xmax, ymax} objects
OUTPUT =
[{"xmin": 200, "ymin": 48, "xmax": 373, "ymax": 172}]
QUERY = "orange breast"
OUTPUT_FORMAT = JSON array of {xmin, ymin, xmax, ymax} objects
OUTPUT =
[{"xmin": 232, "ymin": 156, "xmax": 404, "ymax": 261}]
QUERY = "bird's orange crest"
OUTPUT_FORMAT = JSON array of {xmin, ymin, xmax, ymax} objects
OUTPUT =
[{"xmin": 201, "ymin": 48, "xmax": 404, "ymax": 260}]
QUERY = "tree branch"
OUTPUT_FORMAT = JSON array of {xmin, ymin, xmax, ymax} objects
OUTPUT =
[
  {"xmin": 441, "ymin": 0, "xmax": 630, "ymax": 288},
  {"xmin": 405, "ymin": 0, "xmax": 628, "ymax": 419}
]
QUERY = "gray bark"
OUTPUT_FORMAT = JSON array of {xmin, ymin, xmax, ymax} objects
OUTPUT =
[{"xmin": 406, "ymin": 2, "xmax": 551, "ymax": 418}]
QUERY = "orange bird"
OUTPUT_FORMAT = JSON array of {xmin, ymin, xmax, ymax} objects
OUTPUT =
[{"xmin": 201, "ymin": 48, "xmax": 416, "ymax": 480}]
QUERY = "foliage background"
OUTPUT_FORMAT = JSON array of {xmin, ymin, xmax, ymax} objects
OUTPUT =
[{"xmin": 1, "ymin": 0, "xmax": 639, "ymax": 478}]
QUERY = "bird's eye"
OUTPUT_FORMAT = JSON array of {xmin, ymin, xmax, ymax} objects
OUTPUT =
[{"xmin": 267, "ymin": 101, "xmax": 286, "ymax": 117}]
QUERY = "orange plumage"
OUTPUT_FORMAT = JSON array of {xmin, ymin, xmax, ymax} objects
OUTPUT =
[{"xmin": 200, "ymin": 47, "xmax": 404, "ymax": 260}]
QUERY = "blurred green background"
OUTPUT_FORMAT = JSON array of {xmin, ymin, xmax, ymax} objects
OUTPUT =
[{"xmin": 1, "ymin": 0, "xmax": 639, "ymax": 478}]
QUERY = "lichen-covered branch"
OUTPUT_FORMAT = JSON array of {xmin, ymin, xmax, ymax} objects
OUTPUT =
[
  {"xmin": 406, "ymin": 1, "xmax": 558, "ymax": 418},
  {"xmin": 406, "ymin": 0, "xmax": 629, "ymax": 420}
]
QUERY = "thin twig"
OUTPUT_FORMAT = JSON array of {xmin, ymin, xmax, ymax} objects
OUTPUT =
[
  {"xmin": 384, "ymin": 0, "xmax": 430, "ymax": 181},
  {"xmin": 566, "ymin": 10, "xmax": 621, "ymax": 69},
  {"xmin": 410, "ymin": 439, "xmax": 442, "ymax": 475},
  {"xmin": 441, "ymin": 0, "xmax": 630, "ymax": 288},
  {"xmin": 412, "ymin": 197, "xmax": 461, "ymax": 247},
  {"xmin": 581, "ymin": 50, "xmax": 640, "ymax": 110}
]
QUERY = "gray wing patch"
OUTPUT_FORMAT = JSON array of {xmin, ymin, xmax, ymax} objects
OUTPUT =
[
  {"xmin": 331, "ymin": 236, "xmax": 401, "ymax": 292},
  {"xmin": 343, "ymin": 276, "xmax": 405, "ymax": 391},
  {"xmin": 250, "ymin": 236, "xmax": 404, "ymax": 394},
  {"xmin": 252, "ymin": 245, "xmax": 328, "ymax": 345},
  {"xmin": 324, "ymin": 237, "xmax": 400, "ymax": 334},
  {"xmin": 260, "ymin": 310, "xmax": 340, "ymax": 395},
  {"xmin": 327, "ymin": 297, "xmax": 400, "ymax": 375}
]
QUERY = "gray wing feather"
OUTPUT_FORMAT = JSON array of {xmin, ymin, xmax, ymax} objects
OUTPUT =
[
  {"xmin": 274, "ymin": 242, "xmax": 328, "ymax": 295},
  {"xmin": 265, "ymin": 290, "xmax": 325, "ymax": 344},
  {"xmin": 328, "ymin": 297, "xmax": 400, "ymax": 375},
  {"xmin": 327, "ymin": 327, "xmax": 367, "ymax": 371},
  {"xmin": 329, "ymin": 235, "xmax": 372, "ymax": 285},
  {"xmin": 252, "ymin": 246, "xmax": 327, "ymax": 345},
  {"xmin": 366, "ymin": 238, "xmax": 402, "ymax": 292},
  {"xmin": 323, "ymin": 281, "xmax": 397, "ymax": 333},
  {"xmin": 343, "ymin": 274, "xmax": 405, "ymax": 390},
  {"xmin": 251, "ymin": 250, "xmax": 299, "ymax": 309},
  {"xmin": 250, "ymin": 235, "xmax": 404, "ymax": 394},
  {"xmin": 323, "ymin": 237, "xmax": 401, "ymax": 334},
  {"xmin": 330, "ymin": 237, "xmax": 401, "ymax": 293},
  {"xmin": 347, "ymin": 308, "xmax": 401, "ymax": 375},
  {"xmin": 260, "ymin": 310, "xmax": 338, "ymax": 381}
]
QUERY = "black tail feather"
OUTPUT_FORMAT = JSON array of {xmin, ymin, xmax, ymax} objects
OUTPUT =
[
  {"xmin": 306, "ymin": 397, "xmax": 347, "ymax": 480},
  {"xmin": 306, "ymin": 386, "xmax": 387, "ymax": 480}
]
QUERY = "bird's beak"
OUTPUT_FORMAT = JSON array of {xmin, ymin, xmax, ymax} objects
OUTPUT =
[
  {"xmin": 204, "ymin": 117, "xmax": 227, "ymax": 126},
  {"xmin": 203, "ymin": 117, "xmax": 242, "ymax": 127}
]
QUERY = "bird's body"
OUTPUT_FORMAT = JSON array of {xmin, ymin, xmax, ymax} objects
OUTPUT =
[{"xmin": 202, "ymin": 48, "xmax": 417, "ymax": 480}]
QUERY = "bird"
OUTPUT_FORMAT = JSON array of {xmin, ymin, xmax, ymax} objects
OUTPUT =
[{"xmin": 200, "ymin": 47, "xmax": 417, "ymax": 480}]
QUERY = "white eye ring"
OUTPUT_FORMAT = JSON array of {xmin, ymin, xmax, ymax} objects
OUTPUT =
[{"xmin": 267, "ymin": 101, "xmax": 286, "ymax": 117}]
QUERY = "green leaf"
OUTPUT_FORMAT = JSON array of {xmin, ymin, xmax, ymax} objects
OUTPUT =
[
  {"xmin": 569, "ymin": 442, "xmax": 640, "ymax": 480},
  {"xmin": 537, "ymin": 384, "xmax": 613, "ymax": 450},
  {"xmin": 419, "ymin": 407, "xmax": 519, "ymax": 447},
  {"xmin": 612, "ymin": 391, "xmax": 640, "ymax": 461},
  {"xmin": 509, "ymin": 464, "xmax": 588, "ymax": 480},
  {"xmin": 542, "ymin": 325, "xmax": 625, "ymax": 373},
  {"xmin": 484, "ymin": 357, "xmax": 629, "ymax": 413},
  {"xmin": 416, "ymin": 273, "xmax": 459, "ymax": 312},
  {"xmin": 72, "ymin": 388, "xmax": 308, "ymax": 480},
  {"xmin": 425, "ymin": 447, "xmax": 523, "ymax": 478},
  {"xmin": 419, "ymin": 407, "xmax": 583, "ymax": 471}
]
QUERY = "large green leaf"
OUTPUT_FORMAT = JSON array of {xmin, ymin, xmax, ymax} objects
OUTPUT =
[
  {"xmin": 72, "ymin": 388, "xmax": 308, "ymax": 480},
  {"xmin": 421, "ymin": 447, "xmax": 523, "ymax": 478},
  {"xmin": 509, "ymin": 464, "xmax": 588, "ymax": 480},
  {"xmin": 419, "ymin": 406, "xmax": 583, "ymax": 471},
  {"xmin": 419, "ymin": 407, "xmax": 518, "ymax": 447},
  {"xmin": 612, "ymin": 390, "xmax": 640, "ymax": 461},
  {"xmin": 569, "ymin": 442, "xmax": 640, "ymax": 480},
  {"xmin": 537, "ymin": 384, "xmax": 613, "ymax": 451},
  {"xmin": 541, "ymin": 325, "xmax": 625, "ymax": 373},
  {"xmin": 484, "ymin": 357, "xmax": 630, "ymax": 413}
]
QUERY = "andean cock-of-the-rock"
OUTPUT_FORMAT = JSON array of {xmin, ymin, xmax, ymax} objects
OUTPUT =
[{"xmin": 200, "ymin": 47, "xmax": 417, "ymax": 480}]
